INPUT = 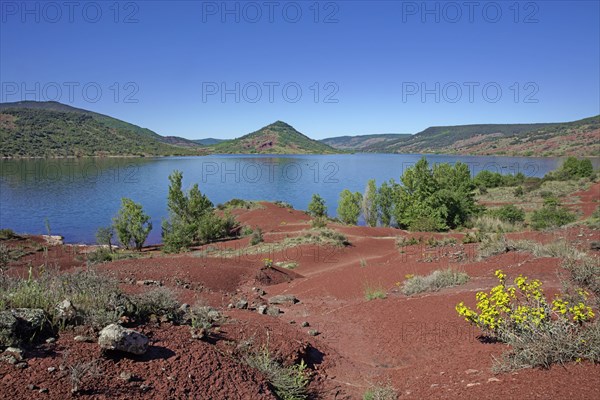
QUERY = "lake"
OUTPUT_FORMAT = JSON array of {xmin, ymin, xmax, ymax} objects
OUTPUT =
[{"xmin": 0, "ymin": 154, "xmax": 588, "ymax": 244}]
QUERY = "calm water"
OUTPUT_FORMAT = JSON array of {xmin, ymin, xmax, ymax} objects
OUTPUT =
[{"xmin": 0, "ymin": 154, "xmax": 589, "ymax": 244}]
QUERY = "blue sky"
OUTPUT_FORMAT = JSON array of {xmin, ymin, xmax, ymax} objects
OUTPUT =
[{"xmin": 1, "ymin": 0, "xmax": 599, "ymax": 139}]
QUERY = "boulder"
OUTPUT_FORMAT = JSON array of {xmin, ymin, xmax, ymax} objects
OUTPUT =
[
  {"xmin": 266, "ymin": 306, "xmax": 281, "ymax": 317},
  {"xmin": 235, "ymin": 299, "xmax": 249, "ymax": 309},
  {"xmin": 11, "ymin": 308, "xmax": 50, "ymax": 341},
  {"xmin": 55, "ymin": 299, "xmax": 77, "ymax": 322},
  {"xmin": 268, "ymin": 295, "xmax": 299, "ymax": 305},
  {"xmin": 0, "ymin": 311, "xmax": 18, "ymax": 347},
  {"xmin": 98, "ymin": 324, "xmax": 148, "ymax": 355}
]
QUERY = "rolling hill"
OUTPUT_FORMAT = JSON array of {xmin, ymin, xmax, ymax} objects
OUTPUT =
[
  {"xmin": 320, "ymin": 133, "xmax": 410, "ymax": 151},
  {"xmin": 192, "ymin": 138, "xmax": 224, "ymax": 146},
  {"xmin": 362, "ymin": 116, "xmax": 600, "ymax": 157},
  {"xmin": 0, "ymin": 101, "xmax": 205, "ymax": 157},
  {"xmin": 209, "ymin": 121, "xmax": 340, "ymax": 154}
]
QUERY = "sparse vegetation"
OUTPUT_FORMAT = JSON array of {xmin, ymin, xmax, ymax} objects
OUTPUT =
[
  {"xmin": 364, "ymin": 284, "xmax": 387, "ymax": 300},
  {"xmin": 0, "ymin": 228, "xmax": 16, "ymax": 240},
  {"xmin": 250, "ymin": 228, "xmax": 264, "ymax": 246},
  {"xmin": 402, "ymin": 268, "xmax": 470, "ymax": 296},
  {"xmin": 530, "ymin": 198, "xmax": 577, "ymax": 230},
  {"xmin": 363, "ymin": 384, "xmax": 398, "ymax": 400},
  {"xmin": 244, "ymin": 345, "xmax": 310, "ymax": 400}
]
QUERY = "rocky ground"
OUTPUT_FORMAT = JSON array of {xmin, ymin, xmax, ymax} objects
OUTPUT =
[{"xmin": 0, "ymin": 183, "xmax": 599, "ymax": 399}]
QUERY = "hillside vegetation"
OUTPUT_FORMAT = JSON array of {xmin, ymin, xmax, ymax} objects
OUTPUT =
[
  {"xmin": 209, "ymin": 120, "xmax": 340, "ymax": 154},
  {"xmin": 0, "ymin": 102, "xmax": 204, "ymax": 157},
  {"xmin": 362, "ymin": 116, "xmax": 599, "ymax": 156},
  {"xmin": 320, "ymin": 133, "xmax": 410, "ymax": 151}
]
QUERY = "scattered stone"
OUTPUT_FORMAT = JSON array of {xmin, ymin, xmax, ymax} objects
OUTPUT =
[
  {"xmin": 39, "ymin": 388, "xmax": 49, "ymax": 394},
  {"xmin": 227, "ymin": 303, "xmax": 234, "ymax": 309},
  {"xmin": 74, "ymin": 335, "xmax": 94, "ymax": 343},
  {"xmin": 55, "ymin": 299, "xmax": 77, "ymax": 322},
  {"xmin": 268, "ymin": 295, "xmax": 299, "ymax": 305},
  {"xmin": 42, "ymin": 235, "xmax": 63, "ymax": 245},
  {"xmin": 1, "ymin": 347, "xmax": 23, "ymax": 364},
  {"xmin": 466, "ymin": 383, "xmax": 481, "ymax": 388},
  {"xmin": 430, "ymin": 384, "xmax": 439, "ymax": 388},
  {"xmin": 140, "ymin": 384, "xmax": 152, "ymax": 392},
  {"xmin": 15, "ymin": 361, "xmax": 28, "ymax": 369},
  {"xmin": 47, "ymin": 367, "xmax": 56, "ymax": 373},
  {"xmin": 590, "ymin": 241, "xmax": 600, "ymax": 251},
  {"xmin": 488, "ymin": 377, "xmax": 501, "ymax": 383},
  {"xmin": 119, "ymin": 371, "xmax": 133, "ymax": 382},
  {"xmin": 266, "ymin": 306, "xmax": 281, "ymax": 317},
  {"xmin": 257, "ymin": 305, "xmax": 267, "ymax": 315},
  {"xmin": 45, "ymin": 337, "xmax": 56, "ymax": 344},
  {"xmin": 27, "ymin": 384, "xmax": 39, "ymax": 390},
  {"xmin": 190, "ymin": 328, "xmax": 206, "ymax": 340},
  {"xmin": 135, "ymin": 279, "xmax": 162, "ymax": 286},
  {"xmin": 308, "ymin": 330, "xmax": 320, "ymax": 336},
  {"xmin": 289, "ymin": 320, "xmax": 296, "ymax": 324},
  {"xmin": 98, "ymin": 324, "xmax": 149, "ymax": 355},
  {"xmin": 301, "ymin": 321, "xmax": 309, "ymax": 328},
  {"xmin": 465, "ymin": 369, "xmax": 479, "ymax": 375},
  {"xmin": 253, "ymin": 287, "xmax": 266, "ymax": 296},
  {"xmin": 179, "ymin": 304, "xmax": 190, "ymax": 313},
  {"xmin": 235, "ymin": 299, "xmax": 249, "ymax": 309}
]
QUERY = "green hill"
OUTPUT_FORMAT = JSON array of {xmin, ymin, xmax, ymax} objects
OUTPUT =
[
  {"xmin": 0, "ymin": 101, "xmax": 205, "ymax": 157},
  {"xmin": 363, "ymin": 116, "xmax": 600, "ymax": 157},
  {"xmin": 320, "ymin": 133, "xmax": 410, "ymax": 151},
  {"xmin": 210, "ymin": 121, "xmax": 340, "ymax": 154},
  {"xmin": 192, "ymin": 138, "xmax": 224, "ymax": 146}
]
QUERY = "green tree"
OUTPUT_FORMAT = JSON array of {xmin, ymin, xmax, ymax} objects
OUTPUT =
[
  {"xmin": 95, "ymin": 226, "xmax": 114, "ymax": 253},
  {"xmin": 377, "ymin": 180, "xmax": 395, "ymax": 227},
  {"xmin": 362, "ymin": 179, "xmax": 378, "ymax": 227},
  {"xmin": 307, "ymin": 194, "xmax": 327, "ymax": 218},
  {"xmin": 433, "ymin": 161, "xmax": 477, "ymax": 229},
  {"xmin": 113, "ymin": 198, "xmax": 152, "ymax": 251},
  {"xmin": 337, "ymin": 189, "xmax": 362, "ymax": 225}
]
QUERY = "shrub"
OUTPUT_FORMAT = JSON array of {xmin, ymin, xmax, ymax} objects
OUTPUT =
[
  {"xmin": 456, "ymin": 270, "xmax": 598, "ymax": 370},
  {"xmin": 547, "ymin": 157, "xmax": 595, "ymax": 180},
  {"xmin": 477, "ymin": 233, "xmax": 509, "ymax": 259},
  {"xmin": 244, "ymin": 346, "xmax": 310, "ymax": 400},
  {"xmin": 377, "ymin": 180, "xmax": 395, "ymax": 227},
  {"xmin": 131, "ymin": 287, "xmax": 179, "ymax": 321},
  {"xmin": 311, "ymin": 216, "xmax": 328, "ymax": 229},
  {"xmin": 307, "ymin": 194, "xmax": 327, "ymax": 218},
  {"xmin": 513, "ymin": 186, "xmax": 524, "ymax": 197},
  {"xmin": 0, "ymin": 244, "xmax": 12, "ymax": 273},
  {"xmin": 363, "ymin": 384, "xmax": 398, "ymax": 400},
  {"xmin": 530, "ymin": 199, "xmax": 577, "ymax": 230},
  {"xmin": 489, "ymin": 204, "xmax": 525, "ymax": 223},
  {"xmin": 86, "ymin": 248, "xmax": 113, "ymax": 265},
  {"xmin": 402, "ymin": 268, "xmax": 470, "ymax": 295},
  {"xmin": 473, "ymin": 216, "xmax": 517, "ymax": 233},
  {"xmin": 362, "ymin": 179, "xmax": 378, "ymax": 227},
  {"xmin": 274, "ymin": 201, "xmax": 293, "ymax": 209},
  {"xmin": 95, "ymin": 226, "xmax": 114, "ymax": 253},
  {"xmin": 337, "ymin": 189, "xmax": 362, "ymax": 225},
  {"xmin": 364, "ymin": 283, "xmax": 386, "ymax": 300},
  {"xmin": 113, "ymin": 198, "xmax": 152, "ymax": 251},
  {"xmin": 250, "ymin": 228, "xmax": 264, "ymax": 246},
  {"xmin": 0, "ymin": 228, "xmax": 16, "ymax": 240}
]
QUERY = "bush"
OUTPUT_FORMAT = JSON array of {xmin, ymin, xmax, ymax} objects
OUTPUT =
[
  {"xmin": 244, "ymin": 346, "xmax": 310, "ymax": 400},
  {"xmin": 0, "ymin": 228, "xmax": 16, "ymax": 240},
  {"xmin": 307, "ymin": 194, "xmax": 327, "ymax": 218},
  {"xmin": 530, "ymin": 199, "xmax": 577, "ymax": 230},
  {"xmin": 86, "ymin": 248, "xmax": 113, "ymax": 265},
  {"xmin": 402, "ymin": 268, "xmax": 470, "ymax": 296},
  {"xmin": 131, "ymin": 287, "xmax": 179, "ymax": 321},
  {"xmin": 311, "ymin": 216, "xmax": 328, "ymax": 229},
  {"xmin": 364, "ymin": 284, "xmax": 387, "ymax": 300},
  {"xmin": 473, "ymin": 216, "xmax": 518, "ymax": 233},
  {"xmin": 363, "ymin": 385, "xmax": 398, "ymax": 400},
  {"xmin": 546, "ymin": 157, "xmax": 595, "ymax": 180},
  {"xmin": 337, "ymin": 189, "xmax": 362, "ymax": 225},
  {"xmin": 113, "ymin": 198, "xmax": 152, "ymax": 251},
  {"xmin": 456, "ymin": 270, "xmax": 598, "ymax": 370},
  {"xmin": 250, "ymin": 228, "xmax": 264, "ymax": 246},
  {"xmin": 489, "ymin": 204, "xmax": 525, "ymax": 223}
]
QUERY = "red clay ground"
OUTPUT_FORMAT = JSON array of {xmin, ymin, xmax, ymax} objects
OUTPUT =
[{"xmin": 1, "ymin": 189, "xmax": 600, "ymax": 399}]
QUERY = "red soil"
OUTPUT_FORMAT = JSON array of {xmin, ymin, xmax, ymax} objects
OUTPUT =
[{"xmin": 1, "ymin": 202, "xmax": 599, "ymax": 399}]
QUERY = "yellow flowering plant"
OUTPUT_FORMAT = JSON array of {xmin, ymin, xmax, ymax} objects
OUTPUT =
[{"xmin": 456, "ymin": 269, "xmax": 595, "ymax": 341}]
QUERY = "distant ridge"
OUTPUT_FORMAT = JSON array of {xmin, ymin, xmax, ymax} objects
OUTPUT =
[
  {"xmin": 0, "ymin": 101, "xmax": 204, "ymax": 157},
  {"xmin": 321, "ymin": 133, "xmax": 410, "ymax": 151}
]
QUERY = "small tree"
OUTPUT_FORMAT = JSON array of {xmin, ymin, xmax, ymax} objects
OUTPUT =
[
  {"xmin": 95, "ymin": 226, "xmax": 114, "ymax": 253},
  {"xmin": 377, "ymin": 180, "xmax": 395, "ymax": 227},
  {"xmin": 362, "ymin": 179, "xmax": 378, "ymax": 227},
  {"xmin": 337, "ymin": 190, "xmax": 362, "ymax": 225},
  {"xmin": 307, "ymin": 194, "xmax": 327, "ymax": 218},
  {"xmin": 113, "ymin": 198, "xmax": 152, "ymax": 251}
]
